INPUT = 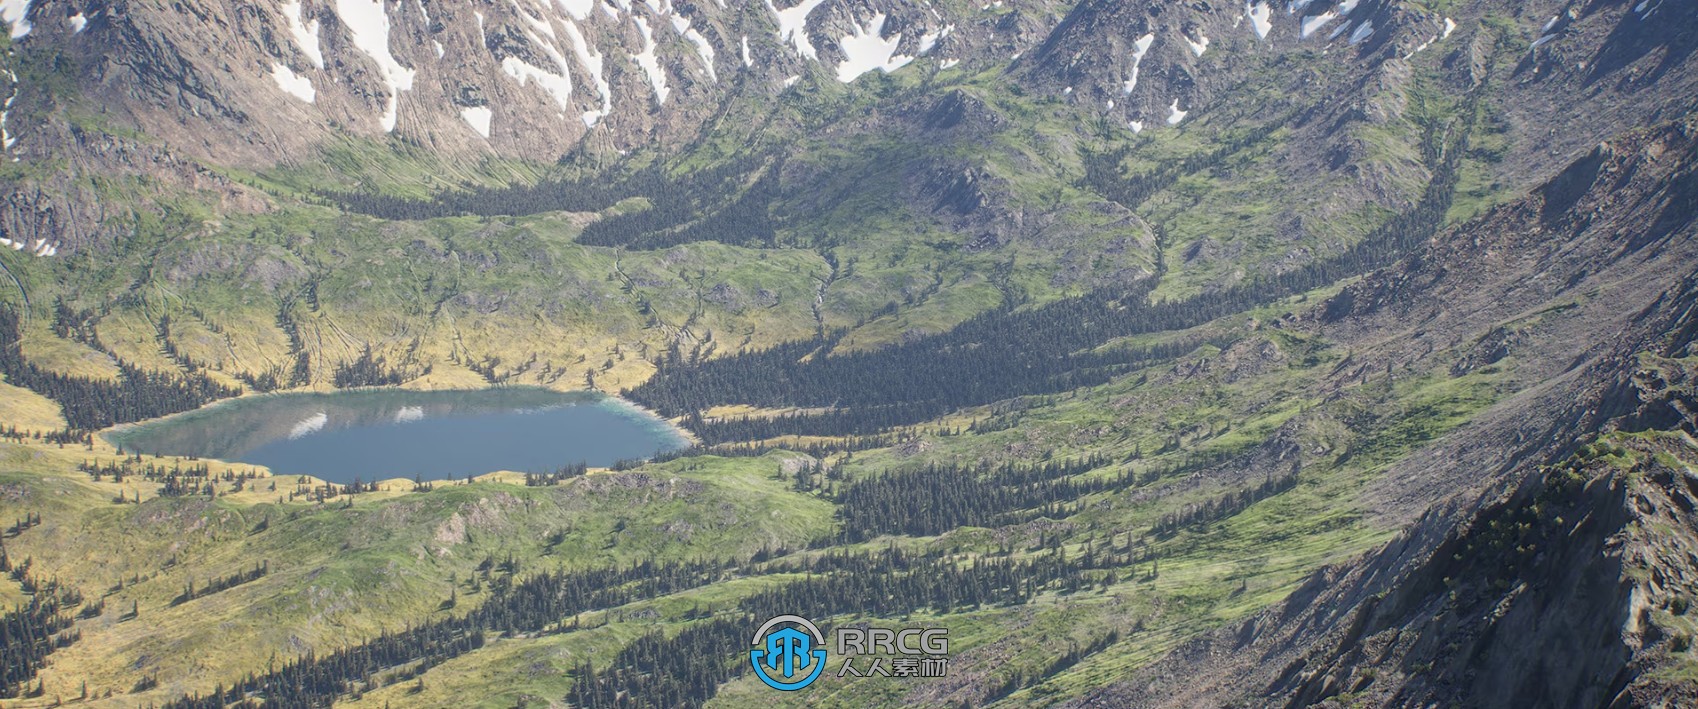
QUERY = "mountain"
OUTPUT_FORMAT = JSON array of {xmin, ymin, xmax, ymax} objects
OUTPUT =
[{"xmin": 0, "ymin": 0, "xmax": 1694, "ymax": 706}]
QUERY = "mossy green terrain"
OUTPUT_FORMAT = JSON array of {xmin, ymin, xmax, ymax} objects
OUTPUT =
[
  {"xmin": 0, "ymin": 5, "xmax": 1680, "ymax": 706},
  {"xmin": 0, "ymin": 267, "xmax": 1537, "ymax": 706}
]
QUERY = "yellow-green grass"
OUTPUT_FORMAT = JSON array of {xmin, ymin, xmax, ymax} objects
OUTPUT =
[{"xmin": 0, "ymin": 438, "xmax": 834, "ymax": 704}]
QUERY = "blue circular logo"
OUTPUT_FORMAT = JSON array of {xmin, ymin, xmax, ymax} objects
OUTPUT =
[{"xmin": 749, "ymin": 614, "xmax": 828, "ymax": 691}]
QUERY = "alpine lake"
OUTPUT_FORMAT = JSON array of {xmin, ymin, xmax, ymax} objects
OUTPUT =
[{"xmin": 103, "ymin": 388, "xmax": 691, "ymax": 485}]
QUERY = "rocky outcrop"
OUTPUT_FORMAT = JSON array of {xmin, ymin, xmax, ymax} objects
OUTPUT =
[
  {"xmin": 0, "ymin": 0, "xmax": 1079, "ymax": 166},
  {"xmin": 1068, "ymin": 110, "xmax": 1698, "ymax": 709}
]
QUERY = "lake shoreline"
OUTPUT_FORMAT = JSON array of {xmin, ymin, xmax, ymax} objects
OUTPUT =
[{"xmin": 103, "ymin": 386, "xmax": 695, "ymax": 485}]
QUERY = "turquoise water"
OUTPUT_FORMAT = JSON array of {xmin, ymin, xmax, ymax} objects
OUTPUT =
[{"xmin": 104, "ymin": 388, "xmax": 689, "ymax": 484}]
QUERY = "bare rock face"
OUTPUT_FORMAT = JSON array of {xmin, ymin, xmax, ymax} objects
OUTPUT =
[
  {"xmin": 0, "ymin": 0, "xmax": 1684, "ymax": 267},
  {"xmin": 0, "ymin": 0, "xmax": 1078, "ymax": 166},
  {"xmin": 1066, "ymin": 110, "xmax": 1698, "ymax": 709}
]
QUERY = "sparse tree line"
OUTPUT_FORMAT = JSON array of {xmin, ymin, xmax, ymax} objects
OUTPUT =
[
  {"xmin": 682, "ymin": 400, "xmax": 953, "ymax": 444},
  {"xmin": 1082, "ymin": 109, "xmax": 1297, "ymax": 212},
  {"xmin": 170, "ymin": 562, "xmax": 269, "ymax": 607},
  {"xmin": 323, "ymin": 153, "xmax": 783, "ymax": 251},
  {"xmin": 276, "ymin": 301, "xmax": 312, "ymax": 389},
  {"xmin": 49, "ymin": 300, "xmax": 102, "ymax": 350},
  {"xmin": 158, "ymin": 557, "xmax": 738, "ymax": 707},
  {"xmin": 570, "ymin": 544, "xmax": 1134, "ymax": 708},
  {"xmin": 0, "ymin": 423, "xmax": 92, "ymax": 446},
  {"xmin": 1, "ymin": 307, "xmax": 241, "ymax": 431},
  {"xmin": 321, "ymin": 169, "xmax": 625, "ymax": 221},
  {"xmin": 156, "ymin": 314, "xmax": 210, "ymax": 374},
  {"xmin": 4, "ymin": 512, "xmax": 41, "ymax": 538},
  {"xmin": 0, "ymin": 556, "xmax": 82, "ymax": 699},
  {"xmin": 648, "ymin": 433, "xmax": 902, "ymax": 463},
  {"xmin": 332, "ymin": 344, "xmax": 431, "ymax": 389},
  {"xmin": 78, "ymin": 455, "xmax": 384, "ymax": 502},
  {"xmin": 1149, "ymin": 464, "xmax": 1301, "ymax": 538},
  {"xmin": 575, "ymin": 163, "xmax": 780, "ymax": 251},
  {"xmin": 155, "ymin": 532, "xmax": 1174, "ymax": 709},
  {"xmin": 984, "ymin": 628, "xmax": 1123, "ymax": 703},
  {"xmin": 630, "ymin": 327, "xmax": 1218, "ymax": 443},
  {"xmin": 626, "ymin": 86, "xmax": 1480, "ymax": 446},
  {"xmin": 832, "ymin": 454, "xmax": 1125, "ymax": 540},
  {"xmin": 523, "ymin": 462, "xmax": 589, "ymax": 486},
  {"xmin": 146, "ymin": 450, "xmax": 1307, "ymax": 708}
]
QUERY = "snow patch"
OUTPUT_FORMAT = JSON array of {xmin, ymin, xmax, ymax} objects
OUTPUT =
[
  {"xmin": 1348, "ymin": 20, "xmax": 1373, "ymax": 45},
  {"xmin": 782, "ymin": 74, "xmax": 800, "ymax": 87},
  {"xmin": 1405, "ymin": 34, "xmax": 1437, "ymax": 58},
  {"xmin": 1442, "ymin": 17, "xmax": 1456, "ymax": 39},
  {"xmin": 1121, "ymin": 32, "xmax": 1154, "ymax": 95},
  {"xmin": 513, "ymin": 1, "xmax": 557, "ymax": 40},
  {"xmin": 1287, "ymin": 0, "xmax": 1315, "ymax": 14},
  {"xmin": 564, "ymin": 20, "xmax": 612, "ymax": 126},
  {"xmin": 502, "ymin": 55, "xmax": 574, "ymax": 111},
  {"xmin": 271, "ymin": 63, "xmax": 317, "ymax": 103},
  {"xmin": 338, "ymin": 0, "xmax": 417, "ymax": 132},
  {"xmin": 741, "ymin": 35, "xmax": 753, "ymax": 67},
  {"xmin": 836, "ymin": 12, "xmax": 912, "ymax": 82},
  {"xmin": 435, "ymin": 40, "xmax": 445, "ymax": 58},
  {"xmin": 461, "ymin": 105, "xmax": 492, "ymax": 137},
  {"xmin": 0, "ymin": 237, "xmax": 50, "ymax": 256},
  {"xmin": 1, "ymin": 72, "xmax": 15, "ymax": 150},
  {"xmin": 631, "ymin": 15, "xmax": 669, "ymax": 104},
  {"xmin": 1129, "ymin": 120, "xmax": 1143, "ymax": 133},
  {"xmin": 67, "ymin": 12, "xmax": 84, "ymax": 32},
  {"xmin": 1301, "ymin": 10, "xmax": 1338, "ymax": 37},
  {"xmin": 557, "ymin": 0, "xmax": 595, "ymax": 20},
  {"xmin": 677, "ymin": 18, "xmax": 718, "ymax": 82},
  {"xmin": 1246, "ymin": 3, "xmax": 1271, "ymax": 40},
  {"xmin": 1530, "ymin": 15, "xmax": 1563, "ymax": 52},
  {"xmin": 919, "ymin": 24, "xmax": 953, "ymax": 54},
  {"xmin": 1635, "ymin": 0, "xmax": 1663, "ymax": 20},
  {"xmin": 289, "ymin": 413, "xmax": 329, "ymax": 440},
  {"xmin": 509, "ymin": 20, "xmax": 580, "ymax": 114},
  {"xmin": 1184, "ymin": 32, "xmax": 1209, "ymax": 57},
  {"xmin": 282, "ymin": 0, "xmax": 324, "ymax": 68},
  {"xmin": 395, "ymin": 406, "xmax": 426, "ymax": 423},
  {"xmin": 939, "ymin": 57, "xmax": 959, "ymax": 69},
  {"xmin": 766, "ymin": 0, "xmax": 827, "ymax": 60},
  {"xmin": 1166, "ymin": 98, "xmax": 1187, "ymax": 125},
  {"xmin": 0, "ymin": 0, "xmax": 30, "ymax": 38}
]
